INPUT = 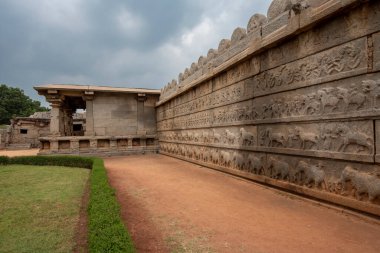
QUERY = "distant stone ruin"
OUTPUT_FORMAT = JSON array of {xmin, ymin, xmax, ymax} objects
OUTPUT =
[
  {"xmin": 156, "ymin": 0, "xmax": 380, "ymax": 217},
  {"xmin": 1, "ymin": 111, "xmax": 86, "ymax": 149}
]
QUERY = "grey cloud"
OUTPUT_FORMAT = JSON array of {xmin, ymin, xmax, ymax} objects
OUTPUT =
[{"xmin": 0, "ymin": 0, "xmax": 271, "ymax": 104}]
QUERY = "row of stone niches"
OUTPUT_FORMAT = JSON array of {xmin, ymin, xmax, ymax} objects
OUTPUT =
[{"xmin": 41, "ymin": 138, "xmax": 157, "ymax": 151}]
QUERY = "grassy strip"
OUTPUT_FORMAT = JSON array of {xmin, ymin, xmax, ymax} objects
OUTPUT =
[
  {"xmin": 0, "ymin": 155, "xmax": 135, "ymax": 253},
  {"xmin": 88, "ymin": 158, "xmax": 135, "ymax": 253},
  {"xmin": 0, "ymin": 165, "xmax": 89, "ymax": 253}
]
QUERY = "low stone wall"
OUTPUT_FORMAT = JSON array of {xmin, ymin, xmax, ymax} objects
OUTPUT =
[
  {"xmin": 156, "ymin": 0, "xmax": 380, "ymax": 216},
  {"xmin": 39, "ymin": 135, "xmax": 159, "ymax": 156}
]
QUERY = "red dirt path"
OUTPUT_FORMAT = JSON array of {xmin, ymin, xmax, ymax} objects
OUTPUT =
[{"xmin": 105, "ymin": 154, "xmax": 380, "ymax": 253}]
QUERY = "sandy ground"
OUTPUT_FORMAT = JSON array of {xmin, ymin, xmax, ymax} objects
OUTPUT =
[
  {"xmin": 0, "ymin": 149, "xmax": 39, "ymax": 157},
  {"xmin": 105, "ymin": 154, "xmax": 380, "ymax": 253}
]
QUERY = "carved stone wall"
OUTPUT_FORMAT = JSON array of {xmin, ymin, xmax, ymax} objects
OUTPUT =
[{"xmin": 156, "ymin": 0, "xmax": 380, "ymax": 216}]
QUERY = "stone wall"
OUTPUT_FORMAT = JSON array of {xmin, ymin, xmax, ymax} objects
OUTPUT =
[
  {"xmin": 156, "ymin": 0, "xmax": 380, "ymax": 216},
  {"xmin": 9, "ymin": 118, "xmax": 50, "ymax": 148},
  {"xmin": 92, "ymin": 93, "xmax": 158, "ymax": 136}
]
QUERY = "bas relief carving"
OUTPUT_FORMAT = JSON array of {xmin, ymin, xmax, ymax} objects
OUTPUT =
[{"xmin": 160, "ymin": 142, "xmax": 380, "ymax": 204}]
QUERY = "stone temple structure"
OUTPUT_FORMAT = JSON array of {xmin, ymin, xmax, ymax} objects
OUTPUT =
[
  {"xmin": 34, "ymin": 0, "xmax": 380, "ymax": 217},
  {"xmin": 35, "ymin": 84, "xmax": 160, "ymax": 155},
  {"xmin": 156, "ymin": 0, "xmax": 380, "ymax": 217},
  {"xmin": 0, "ymin": 111, "xmax": 86, "ymax": 150}
]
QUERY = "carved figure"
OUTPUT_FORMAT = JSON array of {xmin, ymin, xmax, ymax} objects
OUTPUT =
[
  {"xmin": 233, "ymin": 152, "xmax": 245, "ymax": 170},
  {"xmin": 247, "ymin": 14, "xmax": 267, "ymax": 33},
  {"xmin": 212, "ymin": 129, "xmax": 221, "ymax": 143},
  {"xmin": 224, "ymin": 129, "xmax": 236, "ymax": 144},
  {"xmin": 317, "ymin": 88, "xmax": 340, "ymax": 113},
  {"xmin": 304, "ymin": 164, "xmax": 326, "ymax": 189},
  {"xmin": 247, "ymin": 154, "xmax": 263, "ymax": 174},
  {"xmin": 263, "ymin": 128, "xmax": 287, "ymax": 147},
  {"xmin": 304, "ymin": 94, "xmax": 320, "ymax": 115},
  {"xmin": 293, "ymin": 160, "xmax": 309, "ymax": 183},
  {"xmin": 210, "ymin": 150, "xmax": 219, "ymax": 164},
  {"xmin": 240, "ymin": 128, "xmax": 255, "ymax": 146},
  {"xmin": 220, "ymin": 150, "xmax": 232, "ymax": 167},
  {"xmin": 362, "ymin": 80, "xmax": 380, "ymax": 108},
  {"xmin": 336, "ymin": 86, "xmax": 366, "ymax": 110},
  {"xmin": 336, "ymin": 126, "xmax": 373, "ymax": 153},
  {"xmin": 294, "ymin": 127, "xmax": 319, "ymax": 149},
  {"xmin": 267, "ymin": 157, "xmax": 290, "ymax": 180},
  {"xmin": 202, "ymin": 130, "xmax": 210, "ymax": 143},
  {"xmin": 341, "ymin": 166, "xmax": 380, "ymax": 202}
]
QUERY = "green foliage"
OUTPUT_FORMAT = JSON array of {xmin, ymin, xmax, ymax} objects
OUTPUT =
[
  {"xmin": 0, "ymin": 84, "xmax": 49, "ymax": 124},
  {"xmin": 88, "ymin": 158, "xmax": 135, "ymax": 253},
  {"xmin": 0, "ymin": 156, "xmax": 9, "ymax": 165}
]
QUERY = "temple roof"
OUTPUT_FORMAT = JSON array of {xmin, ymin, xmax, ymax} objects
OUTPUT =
[{"xmin": 34, "ymin": 84, "xmax": 161, "ymax": 94}]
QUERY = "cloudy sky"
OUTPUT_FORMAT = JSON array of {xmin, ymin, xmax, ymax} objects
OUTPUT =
[{"xmin": 0, "ymin": 0, "xmax": 271, "ymax": 104}]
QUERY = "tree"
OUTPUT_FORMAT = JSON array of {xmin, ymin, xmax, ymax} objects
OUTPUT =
[{"xmin": 0, "ymin": 84, "xmax": 49, "ymax": 125}]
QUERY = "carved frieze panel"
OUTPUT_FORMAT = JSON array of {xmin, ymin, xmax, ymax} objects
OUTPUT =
[
  {"xmin": 172, "ymin": 110, "xmax": 213, "ymax": 130},
  {"xmin": 214, "ymin": 57, "xmax": 260, "ymax": 91},
  {"xmin": 157, "ymin": 119, "xmax": 174, "ymax": 131},
  {"xmin": 258, "ymin": 120, "xmax": 374, "ymax": 162},
  {"xmin": 212, "ymin": 100, "xmax": 253, "ymax": 127},
  {"xmin": 165, "ymin": 80, "xmax": 252, "ymax": 120},
  {"xmin": 159, "ymin": 73, "xmax": 380, "ymax": 127},
  {"xmin": 261, "ymin": 0, "xmax": 380, "ymax": 71},
  {"xmin": 265, "ymin": 154, "xmax": 380, "ymax": 203},
  {"xmin": 159, "ymin": 126, "xmax": 257, "ymax": 149},
  {"xmin": 250, "ymin": 38, "xmax": 367, "ymax": 97},
  {"xmin": 251, "ymin": 73, "xmax": 380, "ymax": 123},
  {"xmin": 161, "ymin": 142, "xmax": 380, "ymax": 206}
]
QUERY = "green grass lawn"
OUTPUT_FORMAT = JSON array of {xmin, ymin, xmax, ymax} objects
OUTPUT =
[{"xmin": 0, "ymin": 165, "xmax": 90, "ymax": 253}]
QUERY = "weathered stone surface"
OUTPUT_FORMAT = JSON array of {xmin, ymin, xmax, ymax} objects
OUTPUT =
[{"xmin": 374, "ymin": 32, "xmax": 380, "ymax": 72}]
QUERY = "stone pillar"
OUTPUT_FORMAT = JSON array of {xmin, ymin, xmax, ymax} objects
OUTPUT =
[
  {"xmin": 83, "ymin": 91, "xmax": 95, "ymax": 136},
  {"xmin": 63, "ymin": 108, "xmax": 73, "ymax": 136},
  {"xmin": 70, "ymin": 139, "xmax": 79, "ymax": 153},
  {"xmin": 137, "ymin": 94, "xmax": 147, "ymax": 135},
  {"xmin": 50, "ymin": 105, "xmax": 62, "ymax": 136},
  {"xmin": 141, "ymin": 138, "xmax": 146, "ymax": 147},
  {"xmin": 110, "ymin": 138, "xmax": 117, "ymax": 150},
  {"xmin": 127, "ymin": 138, "xmax": 133, "ymax": 148},
  {"xmin": 90, "ymin": 139, "xmax": 97, "ymax": 151}
]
